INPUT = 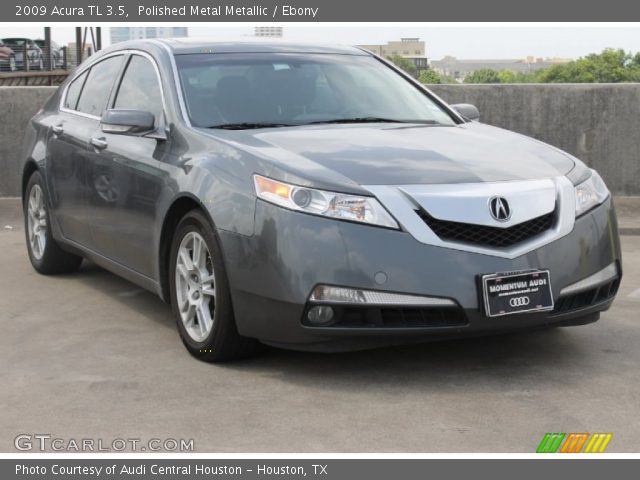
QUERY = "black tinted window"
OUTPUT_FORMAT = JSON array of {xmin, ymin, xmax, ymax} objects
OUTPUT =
[
  {"xmin": 63, "ymin": 70, "xmax": 88, "ymax": 110},
  {"xmin": 114, "ymin": 55, "xmax": 163, "ymax": 124},
  {"xmin": 176, "ymin": 53, "xmax": 456, "ymax": 128},
  {"xmin": 76, "ymin": 55, "xmax": 124, "ymax": 117}
]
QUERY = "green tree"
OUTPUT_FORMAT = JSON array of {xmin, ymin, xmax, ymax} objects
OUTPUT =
[
  {"xmin": 387, "ymin": 54, "xmax": 417, "ymax": 77},
  {"xmin": 536, "ymin": 49, "xmax": 638, "ymax": 83},
  {"xmin": 463, "ymin": 68, "xmax": 501, "ymax": 84},
  {"xmin": 513, "ymin": 71, "xmax": 542, "ymax": 83},
  {"xmin": 418, "ymin": 69, "xmax": 442, "ymax": 84},
  {"xmin": 455, "ymin": 49, "xmax": 640, "ymax": 84},
  {"xmin": 497, "ymin": 69, "xmax": 516, "ymax": 83}
]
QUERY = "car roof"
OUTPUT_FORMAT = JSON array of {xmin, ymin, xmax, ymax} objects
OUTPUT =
[{"xmin": 108, "ymin": 37, "xmax": 369, "ymax": 56}]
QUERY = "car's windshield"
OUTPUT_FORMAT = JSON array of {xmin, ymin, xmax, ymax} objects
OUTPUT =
[{"xmin": 175, "ymin": 53, "xmax": 457, "ymax": 129}]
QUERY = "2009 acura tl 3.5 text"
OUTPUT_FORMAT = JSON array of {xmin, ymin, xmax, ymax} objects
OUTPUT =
[{"xmin": 21, "ymin": 39, "xmax": 622, "ymax": 361}]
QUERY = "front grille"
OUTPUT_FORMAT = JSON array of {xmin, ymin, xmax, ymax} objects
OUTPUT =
[
  {"xmin": 417, "ymin": 209, "xmax": 555, "ymax": 248},
  {"xmin": 303, "ymin": 305, "xmax": 468, "ymax": 329},
  {"xmin": 554, "ymin": 278, "xmax": 620, "ymax": 314}
]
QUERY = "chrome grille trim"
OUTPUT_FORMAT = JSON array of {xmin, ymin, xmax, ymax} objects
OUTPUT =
[{"xmin": 365, "ymin": 176, "xmax": 576, "ymax": 259}]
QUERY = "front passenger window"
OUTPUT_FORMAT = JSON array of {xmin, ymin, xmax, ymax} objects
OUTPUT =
[
  {"xmin": 76, "ymin": 55, "xmax": 124, "ymax": 117},
  {"xmin": 113, "ymin": 55, "xmax": 163, "ymax": 125}
]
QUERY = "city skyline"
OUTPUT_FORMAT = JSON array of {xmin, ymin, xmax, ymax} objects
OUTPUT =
[
  {"xmin": 4, "ymin": 26, "xmax": 640, "ymax": 61},
  {"xmin": 110, "ymin": 26, "xmax": 188, "ymax": 43}
]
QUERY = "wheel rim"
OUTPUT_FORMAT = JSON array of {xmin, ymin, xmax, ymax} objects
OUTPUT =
[
  {"xmin": 27, "ymin": 184, "xmax": 47, "ymax": 260},
  {"xmin": 175, "ymin": 231, "xmax": 217, "ymax": 342}
]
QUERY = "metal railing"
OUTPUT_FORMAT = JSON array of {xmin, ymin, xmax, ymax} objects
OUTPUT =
[{"xmin": 0, "ymin": 28, "xmax": 101, "ymax": 85}]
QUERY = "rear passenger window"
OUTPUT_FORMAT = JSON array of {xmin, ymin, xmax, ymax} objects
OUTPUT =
[
  {"xmin": 113, "ymin": 55, "xmax": 163, "ymax": 125},
  {"xmin": 76, "ymin": 55, "xmax": 124, "ymax": 117},
  {"xmin": 63, "ymin": 70, "xmax": 88, "ymax": 110}
]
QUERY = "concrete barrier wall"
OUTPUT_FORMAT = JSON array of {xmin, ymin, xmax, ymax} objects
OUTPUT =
[
  {"xmin": 429, "ymin": 84, "xmax": 640, "ymax": 196},
  {"xmin": 0, "ymin": 87, "xmax": 56, "ymax": 197},
  {"xmin": 1, "ymin": 84, "xmax": 639, "ymax": 196}
]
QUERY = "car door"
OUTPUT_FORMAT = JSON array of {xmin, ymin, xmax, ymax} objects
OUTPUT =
[
  {"xmin": 85, "ymin": 52, "xmax": 169, "ymax": 277},
  {"xmin": 46, "ymin": 54, "xmax": 125, "ymax": 247}
]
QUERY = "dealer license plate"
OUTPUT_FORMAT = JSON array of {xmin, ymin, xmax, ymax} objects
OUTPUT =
[{"xmin": 481, "ymin": 270, "xmax": 554, "ymax": 317}]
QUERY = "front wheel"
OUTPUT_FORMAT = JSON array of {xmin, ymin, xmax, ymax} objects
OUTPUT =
[
  {"xmin": 24, "ymin": 171, "xmax": 83, "ymax": 274},
  {"xmin": 169, "ymin": 210, "xmax": 260, "ymax": 362}
]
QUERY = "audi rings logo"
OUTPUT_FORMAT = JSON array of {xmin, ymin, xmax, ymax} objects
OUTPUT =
[{"xmin": 509, "ymin": 296, "xmax": 530, "ymax": 307}]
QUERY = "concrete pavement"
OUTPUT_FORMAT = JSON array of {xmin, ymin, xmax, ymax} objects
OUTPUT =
[{"xmin": 1, "ymin": 198, "xmax": 639, "ymax": 452}]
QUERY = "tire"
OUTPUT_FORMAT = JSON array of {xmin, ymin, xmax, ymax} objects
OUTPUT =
[
  {"xmin": 24, "ymin": 171, "xmax": 83, "ymax": 275},
  {"xmin": 169, "ymin": 209, "xmax": 260, "ymax": 362}
]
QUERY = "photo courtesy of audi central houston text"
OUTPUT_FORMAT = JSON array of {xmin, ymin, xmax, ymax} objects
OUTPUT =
[{"xmin": 21, "ymin": 38, "xmax": 621, "ymax": 361}]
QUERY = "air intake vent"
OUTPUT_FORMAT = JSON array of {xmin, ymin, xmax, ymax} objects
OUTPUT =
[
  {"xmin": 303, "ymin": 306, "xmax": 467, "ymax": 329},
  {"xmin": 554, "ymin": 278, "xmax": 620, "ymax": 314},
  {"xmin": 417, "ymin": 209, "xmax": 555, "ymax": 248}
]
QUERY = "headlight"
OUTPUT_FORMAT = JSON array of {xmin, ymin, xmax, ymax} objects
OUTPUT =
[
  {"xmin": 253, "ymin": 175, "xmax": 399, "ymax": 229},
  {"xmin": 574, "ymin": 169, "xmax": 609, "ymax": 217}
]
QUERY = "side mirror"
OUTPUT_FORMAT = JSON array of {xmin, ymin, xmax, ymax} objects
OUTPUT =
[
  {"xmin": 451, "ymin": 103, "xmax": 480, "ymax": 122},
  {"xmin": 101, "ymin": 109, "xmax": 155, "ymax": 135}
]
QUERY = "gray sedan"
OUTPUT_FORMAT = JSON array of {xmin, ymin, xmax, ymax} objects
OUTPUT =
[{"xmin": 21, "ymin": 39, "xmax": 621, "ymax": 361}]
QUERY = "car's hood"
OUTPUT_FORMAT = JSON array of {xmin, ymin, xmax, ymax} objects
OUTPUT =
[{"xmin": 206, "ymin": 122, "xmax": 575, "ymax": 186}]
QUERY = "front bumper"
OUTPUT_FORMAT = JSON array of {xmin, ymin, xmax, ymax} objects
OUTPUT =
[{"xmin": 218, "ymin": 197, "xmax": 622, "ymax": 352}]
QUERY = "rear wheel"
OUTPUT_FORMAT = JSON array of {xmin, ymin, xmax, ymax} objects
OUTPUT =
[
  {"xmin": 169, "ymin": 210, "xmax": 259, "ymax": 362},
  {"xmin": 24, "ymin": 171, "xmax": 83, "ymax": 274}
]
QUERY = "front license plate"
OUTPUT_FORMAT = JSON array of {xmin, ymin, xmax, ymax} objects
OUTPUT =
[{"xmin": 482, "ymin": 270, "xmax": 554, "ymax": 317}]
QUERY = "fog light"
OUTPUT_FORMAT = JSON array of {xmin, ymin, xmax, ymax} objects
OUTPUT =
[{"xmin": 307, "ymin": 306, "xmax": 335, "ymax": 325}]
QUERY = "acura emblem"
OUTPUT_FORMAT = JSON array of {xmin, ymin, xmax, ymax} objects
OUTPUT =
[{"xmin": 489, "ymin": 196, "xmax": 511, "ymax": 222}]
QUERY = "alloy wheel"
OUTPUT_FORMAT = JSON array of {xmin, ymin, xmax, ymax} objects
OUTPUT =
[
  {"xmin": 27, "ymin": 184, "xmax": 47, "ymax": 260},
  {"xmin": 175, "ymin": 231, "xmax": 217, "ymax": 342}
]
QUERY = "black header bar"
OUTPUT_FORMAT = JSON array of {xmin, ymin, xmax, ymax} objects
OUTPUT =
[{"xmin": 7, "ymin": 0, "xmax": 640, "ymax": 22}]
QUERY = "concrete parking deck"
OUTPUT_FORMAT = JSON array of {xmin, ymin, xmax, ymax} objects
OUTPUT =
[{"xmin": 0, "ymin": 198, "xmax": 639, "ymax": 452}]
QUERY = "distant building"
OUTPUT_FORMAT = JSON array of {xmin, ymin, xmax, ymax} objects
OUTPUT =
[
  {"xmin": 66, "ymin": 42, "xmax": 93, "ymax": 67},
  {"xmin": 110, "ymin": 27, "xmax": 188, "ymax": 44},
  {"xmin": 431, "ymin": 56, "xmax": 572, "ymax": 82},
  {"xmin": 357, "ymin": 38, "xmax": 428, "ymax": 75},
  {"xmin": 254, "ymin": 26, "xmax": 283, "ymax": 38}
]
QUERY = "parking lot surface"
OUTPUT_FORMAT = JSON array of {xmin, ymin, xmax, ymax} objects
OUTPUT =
[{"xmin": 1, "ymin": 198, "xmax": 639, "ymax": 452}]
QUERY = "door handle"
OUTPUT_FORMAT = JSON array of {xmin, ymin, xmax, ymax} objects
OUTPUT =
[
  {"xmin": 90, "ymin": 137, "xmax": 108, "ymax": 150},
  {"xmin": 51, "ymin": 124, "xmax": 64, "ymax": 135}
]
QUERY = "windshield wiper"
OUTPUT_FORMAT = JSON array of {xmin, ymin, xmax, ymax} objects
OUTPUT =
[
  {"xmin": 206, "ymin": 122, "xmax": 294, "ymax": 130},
  {"xmin": 303, "ymin": 117, "xmax": 441, "ymax": 126},
  {"xmin": 206, "ymin": 118, "xmax": 443, "ymax": 129}
]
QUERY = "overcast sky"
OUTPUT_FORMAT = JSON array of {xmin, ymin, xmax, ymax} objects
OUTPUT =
[{"xmin": 4, "ymin": 25, "xmax": 640, "ymax": 60}]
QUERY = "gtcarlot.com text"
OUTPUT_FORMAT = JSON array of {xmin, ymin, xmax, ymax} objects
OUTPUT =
[{"xmin": 14, "ymin": 434, "xmax": 194, "ymax": 452}]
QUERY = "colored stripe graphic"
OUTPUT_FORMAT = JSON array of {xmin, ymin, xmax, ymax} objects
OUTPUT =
[
  {"xmin": 536, "ymin": 433, "xmax": 566, "ymax": 453},
  {"xmin": 560, "ymin": 433, "xmax": 589, "ymax": 453},
  {"xmin": 537, "ymin": 433, "xmax": 613, "ymax": 453},
  {"xmin": 584, "ymin": 433, "xmax": 613, "ymax": 453}
]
